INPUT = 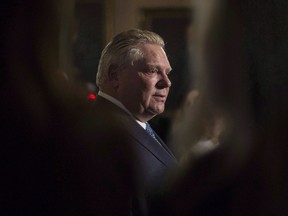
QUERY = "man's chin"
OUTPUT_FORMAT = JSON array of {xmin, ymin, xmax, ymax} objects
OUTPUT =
[{"xmin": 148, "ymin": 106, "xmax": 165, "ymax": 116}]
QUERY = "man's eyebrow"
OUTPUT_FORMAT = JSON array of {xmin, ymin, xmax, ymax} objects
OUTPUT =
[{"xmin": 147, "ymin": 64, "xmax": 172, "ymax": 71}]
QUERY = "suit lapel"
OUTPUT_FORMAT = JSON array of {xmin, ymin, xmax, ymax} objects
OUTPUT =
[
  {"xmin": 154, "ymin": 133, "xmax": 177, "ymax": 160},
  {"xmin": 120, "ymin": 115, "xmax": 178, "ymax": 167}
]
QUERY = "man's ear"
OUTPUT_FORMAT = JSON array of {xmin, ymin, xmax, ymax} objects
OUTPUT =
[{"xmin": 108, "ymin": 64, "xmax": 119, "ymax": 88}]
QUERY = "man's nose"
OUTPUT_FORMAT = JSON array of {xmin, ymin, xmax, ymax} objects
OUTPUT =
[{"xmin": 157, "ymin": 73, "xmax": 171, "ymax": 88}]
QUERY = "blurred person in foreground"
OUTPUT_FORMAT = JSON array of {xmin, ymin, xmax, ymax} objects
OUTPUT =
[
  {"xmin": 169, "ymin": 89, "xmax": 225, "ymax": 163},
  {"xmin": 0, "ymin": 0, "xmax": 134, "ymax": 215},
  {"xmin": 93, "ymin": 29, "xmax": 178, "ymax": 216},
  {"xmin": 160, "ymin": 0, "xmax": 288, "ymax": 215}
]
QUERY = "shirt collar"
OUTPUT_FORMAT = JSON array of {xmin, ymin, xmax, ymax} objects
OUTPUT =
[{"xmin": 136, "ymin": 120, "xmax": 146, "ymax": 129}]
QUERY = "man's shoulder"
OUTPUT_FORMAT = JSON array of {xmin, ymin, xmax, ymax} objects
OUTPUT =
[
  {"xmin": 91, "ymin": 96, "xmax": 135, "ymax": 127},
  {"xmin": 92, "ymin": 96, "xmax": 120, "ymax": 114}
]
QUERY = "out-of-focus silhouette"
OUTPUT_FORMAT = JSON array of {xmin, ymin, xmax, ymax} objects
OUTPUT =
[
  {"xmin": 0, "ymin": 1, "xmax": 134, "ymax": 215},
  {"xmin": 169, "ymin": 89, "xmax": 225, "ymax": 162},
  {"xmin": 163, "ymin": 0, "xmax": 288, "ymax": 215}
]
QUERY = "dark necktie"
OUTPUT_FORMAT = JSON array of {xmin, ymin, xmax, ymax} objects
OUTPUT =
[{"xmin": 146, "ymin": 123, "xmax": 161, "ymax": 145}]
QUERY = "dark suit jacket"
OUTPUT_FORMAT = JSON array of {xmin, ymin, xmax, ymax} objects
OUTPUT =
[{"xmin": 92, "ymin": 95, "xmax": 178, "ymax": 216}]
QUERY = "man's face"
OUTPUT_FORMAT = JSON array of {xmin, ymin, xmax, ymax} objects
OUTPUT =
[{"xmin": 116, "ymin": 44, "xmax": 172, "ymax": 122}]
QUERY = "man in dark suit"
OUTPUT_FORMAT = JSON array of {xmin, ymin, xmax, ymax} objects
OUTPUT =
[{"xmin": 93, "ymin": 29, "xmax": 178, "ymax": 215}]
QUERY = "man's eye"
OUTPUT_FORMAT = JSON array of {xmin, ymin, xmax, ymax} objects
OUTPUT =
[{"xmin": 150, "ymin": 68, "xmax": 158, "ymax": 73}]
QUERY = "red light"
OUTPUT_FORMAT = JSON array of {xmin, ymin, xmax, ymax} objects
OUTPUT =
[{"xmin": 88, "ymin": 93, "xmax": 96, "ymax": 100}]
